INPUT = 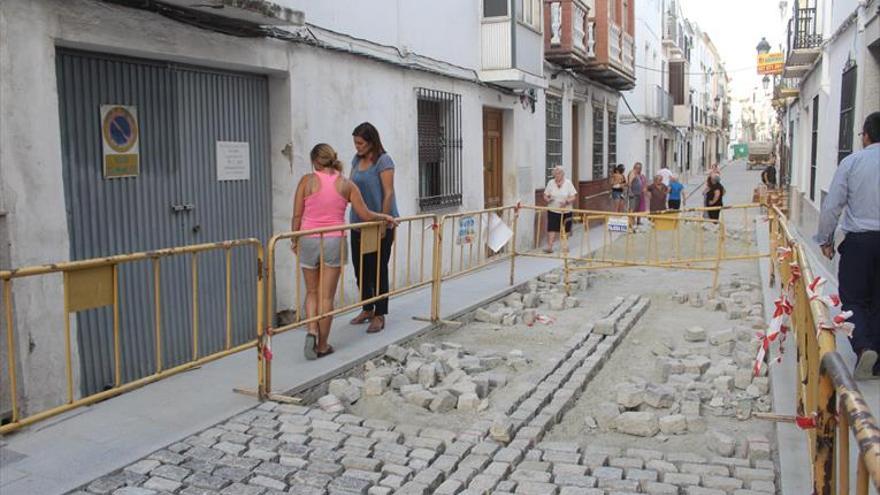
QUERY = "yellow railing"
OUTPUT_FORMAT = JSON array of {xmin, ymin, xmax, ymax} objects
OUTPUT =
[
  {"xmin": 767, "ymin": 204, "xmax": 879, "ymax": 493},
  {"xmin": 0, "ymin": 239, "xmax": 264, "ymax": 435}
]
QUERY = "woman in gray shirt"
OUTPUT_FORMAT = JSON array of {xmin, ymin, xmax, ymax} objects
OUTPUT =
[{"xmin": 349, "ymin": 122, "xmax": 399, "ymax": 333}]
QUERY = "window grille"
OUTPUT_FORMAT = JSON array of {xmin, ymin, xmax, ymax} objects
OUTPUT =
[
  {"xmin": 592, "ymin": 108, "xmax": 605, "ymax": 179},
  {"xmin": 545, "ymin": 95, "xmax": 563, "ymax": 181},
  {"xmin": 607, "ymin": 111, "xmax": 617, "ymax": 171},
  {"xmin": 417, "ymin": 88, "xmax": 463, "ymax": 210},
  {"xmin": 810, "ymin": 95, "xmax": 819, "ymax": 201},
  {"xmin": 837, "ymin": 65, "xmax": 857, "ymax": 164}
]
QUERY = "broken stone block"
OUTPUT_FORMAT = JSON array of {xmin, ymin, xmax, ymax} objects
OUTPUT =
[
  {"xmin": 564, "ymin": 297, "xmax": 579, "ymax": 309},
  {"xmin": 735, "ymin": 399, "xmax": 753, "ymax": 420},
  {"xmin": 522, "ymin": 309, "xmax": 537, "ymax": 326},
  {"xmin": 689, "ymin": 293, "xmax": 705, "ymax": 308},
  {"xmin": 548, "ymin": 295, "xmax": 566, "ymax": 311},
  {"xmin": 523, "ymin": 293, "xmax": 539, "ymax": 309},
  {"xmin": 616, "ymin": 384, "xmax": 645, "ymax": 409},
  {"xmin": 429, "ymin": 392, "xmax": 457, "ymax": 413},
  {"xmin": 365, "ymin": 376, "xmax": 388, "ymax": 396},
  {"xmin": 419, "ymin": 343, "xmax": 437, "ymax": 356},
  {"xmin": 481, "ymin": 371, "xmax": 508, "ymax": 389},
  {"xmin": 752, "ymin": 377, "xmax": 770, "ymax": 395},
  {"xmin": 709, "ymin": 431, "xmax": 736, "ymax": 457},
  {"xmin": 644, "ymin": 384, "xmax": 675, "ymax": 408},
  {"xmin": 615, "ymin": 412, "xmax": 660, "ymax": 437},
  {"xmin": 681, "ymin": 400, "xmax": 701, "ymax": 416},
  {"xmin": 683, "ymin": 356, "xmax": 712, "ymax": 375},
  {"xmin": 502, "ymin": 313, "xmax": 519, "ymax": 326},
  {"xmin": 406, "ymin": 390, "xmax": 435, "ymax": 409},
  {"xmin": 596, "ymin": 402, "xmax": 622, "ymax": 429},
  {"xmin": 390, "ymin": 374, "xmax": 411, "ymax": 391},
  {"xmin": 329, "ymin": 379, "xmax": 361, "ymax": 404},
  {"xmin": 385, "ymin": 344, "xmax": 409, "ymax": 363},
  {"xmin": 490, "ymin": 419, "xmax": 513, "ymax": 443},
  {"xmin": 317, "ymin": 394, "xmax": 346, "ymax": 413},
  {"xmin": 541, "ymin": 272, "xmax": 561, "ymax": 284},
  {"xmin": 595, "ymin": 318, "xmax": 617, "ymax": 336},
  {"xmin": 726, "ymin": 307, "xmax": 744, "ymax": 320},
  {"xmin": 474, "ymin": 307, "xmax": 504, "ymax": 324},
  {"xmin": 419, "ymin": 363, "xmax": 438, "ymax": 388},
  {"xmin": 651, "ymin": 342, "xmax": 673, "ymax": 357},
  {"xmin": 655, "ymin": 359, "xmax": 672, "ymax": 383},
  {"xmin": 709, "ymin": 329, "xmax": 737, "ymax": 345},
  {"xmin": 457, "ymin": 392, "xmax": 480, "ymax": 411},
  {"xmin": 404, "ymin": 360, "xmax": 424, "ymax": 382},
  {"xmin": 685, "ymin": 326, "xmax": 707, "ymax": 342},
  {"xmin": 450, "ymin": 380, "xmax": 477, "ymax": 397},
  {"xmin": 713, "ymin": 376, "xmax": 734, "ymax": 393},
  {"xmin": 659, "ymin": 414, "xmax": 688, "ymax": 435}
]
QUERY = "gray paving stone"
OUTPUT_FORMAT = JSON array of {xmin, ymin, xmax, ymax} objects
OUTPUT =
[
  {"xmin": 110, "ymin": 487, "xmax": 158, "ymax": 495},
  {"xmin": 412, "ymin": 467, "xmax": 445, "ymax": 489},
  {"xmin": 458, "ymin": 454, "xmax": 491, "ymax": 471},
  {"xmin": 124, "ymin": 459, "xmax": 161, "ymax": 476},
  {"xmin": 213, "ymin": 466, "xmax": 252, "ymax": 483},
  {"xmin": 219, "ymin": 483, "xmax": 265, "ymax": 495},
  {"xmin": 625, "ymin": 448, "xmax": 665, "ymax": 462},
  {"xmin": 517, "ymin": 461, "xmax": 551, "ymax": 472},
  {"xmin": 184, "ymin": 472, "xmax": 231, "ymax": 490},
  {"xmin": 733, "ymin": 467, "xmax": 775, "ymax": 483},
  {"xmin": 291, "ymin": 469, "xmax": 332, "ymax": 488},
  {"xmin": 214, "ymin": 442, "xmax": 247, "ymax": 456},
  {"xmin": 483, "ymin": 461, "xmax": 510, "ymax": 477},
  {"xmin": 148, "ymin": 450, "xmax": 186, "ymax": 465},
  {"xmin": 625, "ymin": 468, "xmax": 659, "ymax": 482},
  {"xmin": 711, "ymin": 457, "xmax": 751, "ymax": 468},
  {"xmin": 598, "ymin": 478, "xmax": 640, "ymax": 491},
  {"xmin": 394, "ymin": 480, "xmax": 429, "ymax": 494},
  {"xmin": 662, "ymin": 472, "xmax": 701, "ymax": 486},
  {"xmin": 344, "ymin": 469, "xmax": 382, "ymax": 483},
  {"xmin": 467, "ymin": 473, "xmax": 500, "ymax": 494},
  {"xmin": 149, "ymin": 464, "xmax": 191, "ymax": 482},
  {"xmin": 666, "ymin": 453, "xmax": 707, "ymax": 464},
  {"xmin": 180, "ymin": 488, "xmax": 220, "ymax": 495},
  {"xmin": 610, "ymin": 457, "xmax": 645, "ymax": 469},
  {"xmin": 341, "ymin": 456, "xmax": 382, "ymax": 472},
  {"xmin": 367, "ymin": 487, "xmax": 392, "ymax": 495},
  {"xmin": 747, "ymin": 479, "xmax": 775, "ymax": 492},
  {"xmin": 592, "ymin": 466, "xmax": 624, "ymax": 480},
  {"xmin": 432, "ymin": 454, "xmax": 460, "ymax": 474},
  {"xmin": 684, "ymin": 487, "xmax": 726, "ymax": 495},
  {"xmin": 444, "ymin": 441, "xmax": 474, "ymax": 459},
  {"xmin": 434, "ymin": 479, "xmax": 464, "ymax": 495},
  {"xmin": 496, "ymin": 480, "xmax": 517, "ymax": 492},
  {"xmin": 218, "ymin": 456, "xmax": 261, "ymax": 470},
  {"xmin": 541, "ymin": 450, "xmax": 581, "ymax": 464},
  {"xmin": 702, "ymin": 475, "xmax": 745, "ymax": 491},
  {"xmin": 646, "ymin": 460, "xmax": 679, "ymax": 473},
  {"xmin": 554, "ymin": 474, "xmax": 597, "ymax": 488},
  {"xmin": 448, "ymin": 467, "xmax": 478, "ymax": 485},
  {"xmin": 643, "ymin": 481, "xmax": 680, "ymax": 494},
  {"xmin": 513, "ymin": 481, "xmax": 558, "ymax": 494},
  {"xmin": 249, "ymin": 475, "xmax": 286, "ymax": 491},
  {"xmin": 379, "ymin": 474, "xmax": 405, "ymax": 489},
  {"xmin": 326, "ymin": 475, "xmax": 372, "ymax": 494},
  {"xmin": 552, "ymin": 463, "xmax": 587, "ymax": 476},
  {"xmin": 680, "ymin": 463, "xmax": 731, "ymax": 477},
  {"xmin": 406, "ymin": 458, "xmax": 429, "ymax": 471},
  {"xmin": 286, "ymin": 487, "xmax": 325, "ymax": 495},
  {"xmin": 509, "ymin": 469, "xmax": 552, "ymax": 483},
  {"xmin": 252, "ymin": 462, "xmax": 296, "ymax": 480},
  {"xmin": 308, "ymin": 461, "xmax": 344, "ymax": 476},
  {"xmin": 142, "ymin": 476, "xmax": 183, "ymax": 492},
  {"xmin": 340, "ymin": 425, "xmax": 372, "ymax": 438},
  {"xmin": 581, "ymin": 453, "xmax": 610, "ymax": 468}
]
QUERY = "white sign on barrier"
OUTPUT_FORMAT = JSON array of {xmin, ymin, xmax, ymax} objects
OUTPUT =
[
  {"xmin": 608, "ymin": 216, "xmax": 629, "ymax": 233},
  {"xmin": 487, "ymin": 214, "xmax": 512, "ymax": 253}
]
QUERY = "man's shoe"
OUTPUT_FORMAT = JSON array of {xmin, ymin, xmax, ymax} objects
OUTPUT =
[{"xmin": 854, "ymin": 350, "xmax": 878, "ymax": 380}]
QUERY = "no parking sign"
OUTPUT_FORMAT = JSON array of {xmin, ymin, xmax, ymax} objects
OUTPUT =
[{"xmin": 100, "ymin": 105, "xmax": 140, "ymax": 178}]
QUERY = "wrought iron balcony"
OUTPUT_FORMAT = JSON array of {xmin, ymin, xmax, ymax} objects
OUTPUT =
[{"xmin": 784, "ymin": 4, "xmax": 823, "ymax": 78}]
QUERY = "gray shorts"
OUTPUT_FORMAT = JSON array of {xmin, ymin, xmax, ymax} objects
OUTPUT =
[{"xmin": 298, "ymin": 236, "xmax": 346, "ymax": 269}]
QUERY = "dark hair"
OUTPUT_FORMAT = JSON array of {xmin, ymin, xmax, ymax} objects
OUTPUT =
[
  {"xmin": 352, "ymin": 122, "xmax": 386, "ymax": 161},
  {"xmin": 863, "ymin": 112, "xmax": 880, "ymax": 143}
]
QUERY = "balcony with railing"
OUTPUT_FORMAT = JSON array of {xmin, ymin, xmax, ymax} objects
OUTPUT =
[
  {"xmin": 622, "ymin": 32, "xmax": 634, "ymax": 74},
  {"xmin": 544, "ymin": 0, "xmax": 595, "ymax": 68},
  {"xmin": 480, "ymin": 0, "xmax": 547, "ymax": 89},
  {"xmin": 653, "ymin": 85, "xmax": 674, "ymax": 123},
  {"xmin": 578, "ymin": 0, "xmax": 635, "ymax": 90},
  {"xmin": 784, "ymin": 2, "xmax": 823, "ymax": 78},
  {"xmin": 662, "ymin": 12, "xmax": 685, "ymax": 59}
]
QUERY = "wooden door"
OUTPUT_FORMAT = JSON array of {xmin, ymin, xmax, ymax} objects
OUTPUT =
[{"xmin": 483, "ymin": 108, "xmax": 503, "ymax": 208}]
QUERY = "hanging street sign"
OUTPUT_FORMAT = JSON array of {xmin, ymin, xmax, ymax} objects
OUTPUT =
[{"xmin": 757, "ymin": 53, "xmax": 785, "ymax": 75}]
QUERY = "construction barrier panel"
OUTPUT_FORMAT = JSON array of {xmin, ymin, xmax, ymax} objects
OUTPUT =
[{"xmin": 0, "ymin": 239, "xmax": 264, "ymax": 435}]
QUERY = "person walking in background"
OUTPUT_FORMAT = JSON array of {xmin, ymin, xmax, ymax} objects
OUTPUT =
[
  {"xmin": 657, "ymin": 163, "xmax": 673, "ymax": 187},
  {"xmin": 667, "ymin": 175, "xmax": 684, "ymax": 210},
  {"xmin": 646, "ymin": 174, "xmax": 669, "ymax": 213},
  {"xmin": 704, "ymin": 174, "xmax": 725, "ymax": 221},
  {"xmin": 761, "ymin": 163, "xmax": 777, "ymax": 189},
  {"xmin": 814, "ymin": 112, "xmax": 880, "ymax": 380},
  {"xmin": 610, "ymin": 164, "xmax": 627, "ymax": 213},
  {"xmin": 291, "ymin": 144, "xmax": 396, "ymax": 359},
  {"xmin": 627, "ymin": 162, "xmax": 647, "ymax": 224},
  {"xmin": 348, "ymin": 122, "xmax": 399, "ymax": 334},
  {"xmin": 543, "ymin": 165, "xmax": 577, "ymax": 253}
]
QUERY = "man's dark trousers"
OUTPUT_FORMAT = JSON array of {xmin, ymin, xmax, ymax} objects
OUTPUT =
[{"xmin": 837, "ymin": 231, "xmax": 880, "ymax": 356}]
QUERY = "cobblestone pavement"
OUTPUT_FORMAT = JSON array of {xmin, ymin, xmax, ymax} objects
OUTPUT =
[{"xmin": 71, "ymin": 279, "xmax": 777, "ymax": 495}]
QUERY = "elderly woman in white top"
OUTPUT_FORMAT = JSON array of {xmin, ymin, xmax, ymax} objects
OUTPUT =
[{"xmin": 543, "ymin": 165, "xmax": 578, "ymax": 253}]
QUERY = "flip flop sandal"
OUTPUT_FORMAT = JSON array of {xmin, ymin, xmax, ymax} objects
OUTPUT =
[
  {"xmin": 316, "ymin": 345, "xmax": 335, "ymax": 358},
  {"xmin": 304, "ymin": 333, "xmax": 318, "ymax": 361}
]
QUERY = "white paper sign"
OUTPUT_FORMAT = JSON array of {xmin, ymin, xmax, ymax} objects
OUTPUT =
[
  {"xmin": 487, "ymin": 214, "xmax": 513, "ymax": 253},
  {"xmin": 216, "ymin": 141, "xmax": 250, "ymax": 181},
  {"xmin": 607, "ymin": 216, "xmax": 629, "ymax": 233}
]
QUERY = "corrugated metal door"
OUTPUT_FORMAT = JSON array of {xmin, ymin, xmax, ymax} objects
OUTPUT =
[{"xmin": 56, "ymin": 49, "xmax": 271, "ymax": 396}]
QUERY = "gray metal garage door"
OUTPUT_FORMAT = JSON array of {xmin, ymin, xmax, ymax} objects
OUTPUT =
[{"xmin": 56, "ymin": 49, "xmax": 272, "ymax": 396}]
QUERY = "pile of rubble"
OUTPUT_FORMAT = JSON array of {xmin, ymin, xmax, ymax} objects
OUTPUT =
[
  {"xmin": 316, "ymin": 342, "xmax": 531, "ymax": 415},
  {"xmin": 589, "ymin": 280, "xmax": 772, "ymax": 439},
  {"xmin": 672, "ymin": 278, "xmax": 765, "ymax": 327},
  {"xmin": 471, "ymin": 270, "xmax": 592, "ymax": 326}
]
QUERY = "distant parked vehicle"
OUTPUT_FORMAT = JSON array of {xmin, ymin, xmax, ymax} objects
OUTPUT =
[
  {"xmin": 747, "ymin": 141, "xmax": 774, "ymax": 170},
  {"xmin": 732, "ymin": 143, "xmax": 749, "ymax": 160}
]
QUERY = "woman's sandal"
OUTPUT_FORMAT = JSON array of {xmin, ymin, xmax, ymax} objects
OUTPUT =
[
  {"xmin": 304, "ymin": 333, "xmax": 318, "ymax": 360},
  {"xmin": 366, "ymin": 316, "xmax": 385, "ymax": 334},
  {"xmin": 316, "ymin": 345, "xmax": 335, "ymax": 358},
  {"xmin": 350, "ymin": 311, "xmax": 374, "ymax": 324}
]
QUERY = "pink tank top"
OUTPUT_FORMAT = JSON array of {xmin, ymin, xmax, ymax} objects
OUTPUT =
[{"xmin": 300, "ymin": 170, "xmax": 348, "ymax": 238}]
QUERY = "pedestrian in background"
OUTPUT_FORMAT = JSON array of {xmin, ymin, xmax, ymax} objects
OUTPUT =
[
  {"xmin": 543, "ymin": 165, "xmax": 577, "ymax": 253},
  {"xmin": 291, "ymin": 144, "xmax": 396, "ymax": 359},
  {"xmin": 704, "ymin": 174, "xmax": 724, "ymax": 221},
  {"xmin": 814, "ymin": 112, "xmax": 880, "ymax": 380},
  {"xmin": 627, "ymin": 162, "xmax": 647, "ymax": 224},
  {"xmin": 349, "ymin": 122, "xmax": 399, "ymax": 334},
  {"xmin": 667, "ymin": 175, "xmax": 684, "ymax": 210},
  {"xmin": 610, "ymin": 164, "xmax": 627, "ymax": 213},
  {"xmin": 657, "ymin": 163, "xmax": 673, "ymax": 187},
  {"xmin": 761, "ymin": 163, "xmax": 777, "ymax": 188},
  {"xmin": 646, "ymin": 174, "xmax": 669, "ymax": 213}
]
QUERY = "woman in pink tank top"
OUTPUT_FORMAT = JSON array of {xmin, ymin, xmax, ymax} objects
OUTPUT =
[{"xmin": 291, "ymin": 143, "xmax": 396, "ymax": 360}]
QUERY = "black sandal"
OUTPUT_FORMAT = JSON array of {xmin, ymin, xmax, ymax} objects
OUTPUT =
[
  {"xmin": 316, "ymin": 345, "xmax": 335, "ymax": 358},
  {"xmin": 304, "ymin": 333, "xmax": 318, "ymax": 360}
]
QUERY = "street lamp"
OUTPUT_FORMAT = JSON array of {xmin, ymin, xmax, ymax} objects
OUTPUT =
[
  {"xmin": 756, "ymin": 37, "xmax": 771, "ymax": 55},
  {"xmin": 762, "ymin": 75, "xmax": 771, "ymax": 91}
]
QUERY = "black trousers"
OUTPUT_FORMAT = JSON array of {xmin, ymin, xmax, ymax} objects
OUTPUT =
[
  {"xmin": 706, "ymin": 207, "xmax": 721, "ymax": 221},
  {"xmin": 350, "ymin": 228, "xmax": 395, "ymax": 316},
  {"xmin": 668, "ymin": 199, "xmax": 681, "ymax": 210},
  {"xmin": 838, "ymin": 231, "xmax": 880, "ymax": 356}
]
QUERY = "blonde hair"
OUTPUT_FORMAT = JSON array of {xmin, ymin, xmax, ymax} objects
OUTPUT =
[{"xmin": 309, "ymin": 143, "xmax": 343, "ymax": 172}]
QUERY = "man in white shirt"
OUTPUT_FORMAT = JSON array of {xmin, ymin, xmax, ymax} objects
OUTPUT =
[{"xmin": 657, "ymin": 164, "xmax": 673, "ymax": 187}]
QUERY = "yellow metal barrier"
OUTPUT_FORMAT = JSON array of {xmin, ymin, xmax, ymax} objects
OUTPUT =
[
  {"xmin": 0, "ymin": 239, "xmax": 264, "ymax": 435},
  {"xmin": 767, "ymin": 204, "xmax": 879, "ymax": 493},
  {"xmin": 262, "ymin": 215, "xmax": 436, "ymax": 397}
]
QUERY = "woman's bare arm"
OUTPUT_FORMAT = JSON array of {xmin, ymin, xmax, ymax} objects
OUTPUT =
[
  {"xmin": 291, "ymin": 175, "xmax": 309, "ymax": 232},
  {"xmin": 346, "ymin": 180, "xmax": 391, "ymax": 223},
  {"xmin": 380, "ymin": 169, "xmax": 395, "ymax": 215}
]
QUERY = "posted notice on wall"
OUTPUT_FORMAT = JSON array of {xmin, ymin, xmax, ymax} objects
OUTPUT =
[
  {"xmin": 100, "ymin": 105, "xmax": 140, "ymax": 179},
  {"xmin": 216, "ymin": 141, "xmax": 250, "ymax": 181},
  {"xmin": 607, "ymin": 216, "xmax": 629, "ymax": 233},
  {"xmin": 457, "ymin": 216, "xmax": 476, "ymax": 245}
]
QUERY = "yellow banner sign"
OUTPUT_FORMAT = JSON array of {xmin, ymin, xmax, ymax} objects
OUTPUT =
[{"xmin": 757, "ymin": 52, "xmax": 784, "ymax": 75}]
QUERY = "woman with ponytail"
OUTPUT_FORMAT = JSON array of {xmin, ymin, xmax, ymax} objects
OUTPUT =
[{"xmin": 291, "ymin": 143, "xmax": 396, "ymax": 359}]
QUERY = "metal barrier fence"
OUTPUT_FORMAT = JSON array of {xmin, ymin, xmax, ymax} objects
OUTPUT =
[
  {"xmin": 767, "ymin": 204, "xmax": 879, "ymax": 493},
  {"xmin": 0, "ymin": 239, "xmax": 264, "ymax": 435},
  {"xmin": 262, "ymin": 215, "xmax": 436, "ymax": 397}
]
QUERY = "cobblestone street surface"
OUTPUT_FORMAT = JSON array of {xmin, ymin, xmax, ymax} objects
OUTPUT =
[{"xmin": 70, "ymin": 223, "xmax": 781, "ymax": 495}]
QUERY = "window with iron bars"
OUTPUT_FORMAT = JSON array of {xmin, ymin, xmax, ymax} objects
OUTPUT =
[
  {"xmin": 417, "ymin": 88, "xmax": 463, "ymax": 210},
  {"xmin": 837, "ymin": 64, "xmax": 857, "ymax": 164},
  {"xmin": 607, "ymin": 111, "xmax": 617, "ymax": 170},
  {"xmin": 545, "ymin": 95, "xmax": 563, "ymax": 181},
  {"xmin": 592, "ymin": 108, "xmax": 605, "ymax": 179}
]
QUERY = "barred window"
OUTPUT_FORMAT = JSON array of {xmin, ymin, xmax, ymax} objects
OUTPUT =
[
  {"xmin": 592, "ymin": 108, "xmax": 605, "ymax": 179},
  {"xmin": 417, "ymin": 88, "xmax": 463, "ymax": 210},
  {"xmin": 607, "ymin": 110, "xmax": 617, "ymax": 170},
  {"xmin": 837, "ymin": 64, "xmax": 857, "ymax": 164},
  {"xmin": 545, "ymin": 95, "xmax": 563, "ymax": 181}
]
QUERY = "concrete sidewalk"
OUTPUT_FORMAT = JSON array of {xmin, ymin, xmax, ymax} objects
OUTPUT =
[{"xmin": 0, "ymin": 223, "xmax": 608, "ymax": 495}]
